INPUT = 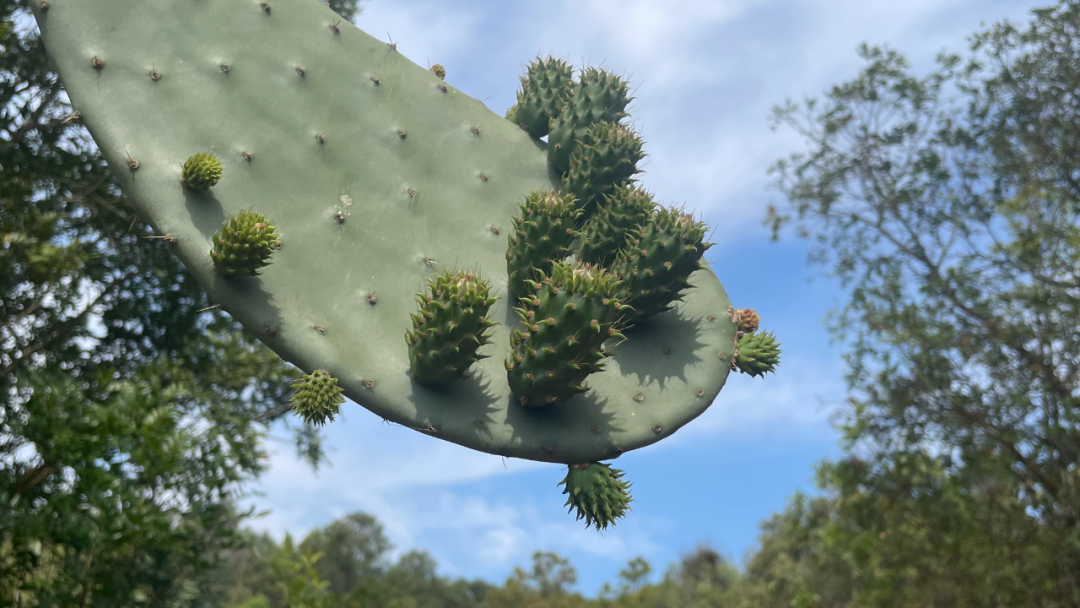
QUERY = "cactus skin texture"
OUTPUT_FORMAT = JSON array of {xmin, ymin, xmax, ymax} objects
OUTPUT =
[
  {"xmin": 181, "ymin": 151, "xmax": 223, "ymax": 191},
  {"xmin": 559, "ymin": 462, "xmax": 633, "ymax": 531},
  {"xmin": 506, "ymin": 262, "xmax": 627, "ymax": 407},
  {"xmin": 407, "ymin": 270, "xmax": 497, "ymax": 385},
  {"xmin": 735, "ymin": 331, "xmax": 781, "ymax": 377},
  {"xmin": 547, "ymin": 68, "xmax": 633, "ymax": 174},
  {"xmin": 32, "ymin": 0, "xmax": 741, "ymax": 468},
  {"xmin": 506, "ymin": 191, "xmax": 581, "ymax": 301},
  {"xmin": 615, "ymin": 207, "xmax": 712, "ymax": 324},
  {"xmin": 291, "ymin": 370, "xmax": 345, "ymax": 426},
  {"xmin": 512, "ymin": 56, "xmax": 575, "ymax": 139},
  {"xmin": 563, "ymin": 123, "xmax": 646, "ymax": 223},
  {"xmin": 210, "ymin": 209, "xmax": 280, "ymax": 277},
  {"xmin": 578, "ymin": 184, "xmax": 657, "ymax": 266}
]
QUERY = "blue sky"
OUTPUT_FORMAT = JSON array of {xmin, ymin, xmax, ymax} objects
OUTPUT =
[{"xmin": 246, "ymin": 0, "xmax": 1048, "ymax": 595}]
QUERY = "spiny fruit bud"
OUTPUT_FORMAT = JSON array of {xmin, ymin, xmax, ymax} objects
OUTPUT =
[
  {"xmin": 563, "ymin": 122, "xmax": 646, "ymax": 223},
  {"xmin": 512, "ymin": 55, "xmax": 575, "ymax": 138},
  {"xmin": 430, "ymin": 64, "xmax": 446, "ymax": 80},
  {"xmin": 209, "ymin": 209, "xmax": 280, "ymax": 276},
  {"xmin": 577, "ymin": 184, "xmax": 657, "ymax": 266},
  {"xmin": 505, "ymin": 190, "xmax": 581, "ymax": 301},
  {"xmin": 506, "ymin": 261, "xmax": 627, "ymax": 406},
  {"xmin": 407, "ymin": 270, "xmax": 498, "ymax": 385},
  {"xmin": 547, "ymin": 67, "xmax": 633, "ymax": 174},
  {"xmin": 290, "ymin": 370, "xmax": 345, "ymax": 426},
  {"xmin": 614, "ymin": 207, "xmax": 712, "ymax": 323},
  {"xmin": 559, "ymin": 462, "xmax": 633, "ymax": 531},
  {"xmin": 738, "ymin": 308, "xmax": 760, "ymax": 334},
  {"xmin": 181, "ymin": 151, "xmax": 223, "ymax": 191},
  {"xmin": 735, "ymin": 330, "xmax": 781, "ymax": 378}
]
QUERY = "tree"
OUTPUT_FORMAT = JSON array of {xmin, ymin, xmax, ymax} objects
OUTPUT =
[
  {"xmin": 765, "ymin": 1, "xmax": 1080, "ymax": 605},
  {"xmin": 0, "ymin": 0, "xmax": 361, "ymax": 604}
]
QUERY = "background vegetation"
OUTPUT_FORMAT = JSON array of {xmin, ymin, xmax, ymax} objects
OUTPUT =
[{"xmin": 3, "ymin": 0, "xmax": 1078, "ymax": 605}]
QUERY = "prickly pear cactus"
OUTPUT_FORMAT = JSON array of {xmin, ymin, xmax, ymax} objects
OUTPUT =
[
  {"xmin": 31, "ymin": 0, "xmax": 778, "ymax": 527},
  {"xmin": 407, "ymin": 270, "xmax": 498, "ymax": 385}
]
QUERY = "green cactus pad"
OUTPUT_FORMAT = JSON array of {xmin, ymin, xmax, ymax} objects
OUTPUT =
[
  {"xmin": 512, "ymin": 56, "xmax": 575, "ymax": 139},
  {"xmin": 559, "ymin": 462, "xmax": 633, "ymax": 531},
  {"xmin": 506, "ymin": 262, "xmax": 626, "ymax": 407},
  {"xmin": 210, "ymin": 209, "xmax": 280, "ymax": 277},
  {"xmin": 32, "ymin": 0, "xmax": 739, "ymax": 465},
  {"xmin": 616, "ymin": 207, "xmax": 713, "ymax": 324},
  {"xmin": 578, "ymin": 184, "xmax": 657, "ymax": 266},
  {"xmin": 506, "ymin": 190, "xmax": 581, "ymax": 301},
  {"xmin": 547, "ymin": 68, "xmax": 633, "ymax": 174},
  {"xmin": 735, "ymin": 330, "xmax": 781, "ymax": 378},
  {"xmin": 407, "ymin": 270, "xmax": 498, "ymax": 385},
  {"xmin": 181, "ymin": 151, "xmax": 224, "ymax": 191},
  {"xmin": 563, "ymin": 123, "xmax": 646, "ymax": 223},
  {"xmin": 291, "ymin": 370, "xmax": 345, "ymax": 426}
]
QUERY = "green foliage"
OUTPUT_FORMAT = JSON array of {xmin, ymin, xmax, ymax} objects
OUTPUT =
[
  {"xmin": 760, "ymin": 0, "xmax": 1080, "ymax": 605},
  {"xmin": 0, "ymin": 0, "xmax": 361, "ymax": 604}
]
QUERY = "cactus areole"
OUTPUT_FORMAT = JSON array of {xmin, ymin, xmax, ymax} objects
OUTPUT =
[{"xmin": 31, "ymin": 1, "xmax": 750, "ymax": 466}]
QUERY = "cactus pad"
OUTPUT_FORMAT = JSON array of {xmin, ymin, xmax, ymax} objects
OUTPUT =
[
  {"xmin": 210, "ymin": 209, "xmax": 280, "ymax": 277},
  {"xmin": 181, "ymin": 151, "xmax": 224, "ymax": 191},
  {"xmin": 32, "ymin": 1, "xmax": 740, "ymax": 465},
  {"xmin": 407, "ymin": 270, "xmax": 498, "ymax": 385},
  {"xmin": 559, "ymin": 462, "xmax": 633, "ymax": 531},
  {"xmin": 291, "ymin": 370, "xmax": 345, "ymax": 427}
]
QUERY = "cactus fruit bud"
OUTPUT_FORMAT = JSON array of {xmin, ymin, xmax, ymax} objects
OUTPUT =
[
  {"xmin": 614, "ymin": 206, "xmax": 712, "ymax": 323},
  {"xmin": 181, "ymin": 151, "xmax": 223, "ymax": 191},
  {"xmin": 735, "ymin": 330, "xmax": 781, "ymax": 377},
  {"xmin": 406, "ymin": 270, "xmax": 498, "ymax": 385},
  {"xmin": 430, "ymin": 64, "xmax": 446, "ymax": 80},
  {"xmin": 209, "ymin": 209, "xmax": 280, "ymax": 276},
  {"xmin": 512, "ymin": 56, "xmax": 575, "ymax": 138},
  {"xmin": 559, "ymin": 462, "xmax": 633, "ymax": 531},
  {"xmin": 506, "ymin": 261, "xmax": 626, "ymax": 406},
  {"xmin": 738, "ymin": 308, "xmax": 760, "ymax": 334},
  {"xmin": 506, "ymin": 190, "xmax": 581, "ymax": 301},
  {"xmin": 578, "ymin": 184, "xmax": 657, "ymax": 266},
  {"xmin": 290, "ymin": 370, "xmax": 345, "ymax": 426},
  {"xmin": 547, "ymin": 67, "xmax": 633, "ymax": 174},
  {"xmin": 562, "ymin": 122, "xmax": 646, "ymax": 223}
]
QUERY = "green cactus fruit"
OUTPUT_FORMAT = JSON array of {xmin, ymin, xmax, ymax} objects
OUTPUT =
[
  {"xmin": 735, "ymin": 330, "xmax": 781, "ymax": 377},
  {"xmin": 290, "ymin": 370, "xmax": 345, "ymax": 426},
  {"xmin": 430, "ymin": 64, "xmax": 446, "ymax": 80},
  {"xmin": 209, "ymin": 209, "xmax": 280, "ymax": 277},
  {"xmin": 559, "ymin": 462, "xmax": 633, "ymax": 531},
  {"xmin": 506, "ymin": 190, "xmax": 582, "ymax": 301},
  {"xmin": 547, "ymin": 68, "xmax": 633, "ymax": 174},
  {"xmin": 562, "ymin": 122, "xmax": 646, "ymax": 222},
  {"xmin": 577, "ymin": 184, "xmax": 657, "ymax": 266},
  {"xmin": 506, "ymin": 261, "xmax": 627, "ymax": 407},
  {"xmin": 407, "ymin": 270, "xmax": 498, "ymax": 385},
  {"xmin": 512, "ymin": 56, "xmax": 575, "ymax": 139},
  {"xmin": 615, "ymin": 207, "xmax": 712, "ymax": 324},
  {"xmin": 181, "ymin": 151, "xmax": 223, "ymax": 191},
  {"xmin": 505, "ymin": 103, "xmax": 520, "ymax": 123},
  {"xmin": 33, "ymin": 1, "xmax": 742, "ymax": 466},
  {"xmin": 738, "ymin": 308, "xmax": 760, "ymax": 334}
]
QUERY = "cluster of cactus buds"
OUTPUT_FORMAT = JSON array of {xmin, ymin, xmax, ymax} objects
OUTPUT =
[{"xmin": 734, "ymin": 308, "xmax": 781, "ymax": 378}]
